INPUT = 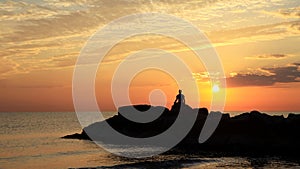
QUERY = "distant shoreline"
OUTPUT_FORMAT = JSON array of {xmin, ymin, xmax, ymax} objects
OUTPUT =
[{"xmin": 1, "ymin": 111, "xmax": 300, "ymax": 118}]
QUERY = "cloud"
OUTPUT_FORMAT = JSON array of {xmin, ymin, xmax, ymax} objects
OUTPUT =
[
  {"xmin": 289, "ymin": 21, "xmax": 300, "ymax": 33},
  {"xmin": 262, "ymin": 7, "xmax": 300, "ymax": 19},
  {"xmin": 192, "ymin": 72, "xmax": 210, "ymax": 82},
  {"xmin": 1, "ymin": 0, "xmax": 299, "ymax": 80},
  {"xmin": 227, "ymin": 63, "xmax": 300, "ymax": 87},
  {"xmin": 0, "ymin": 1, "xmax": 59, "ymax": 21},
  {"xmin": 207, "ymin": 20, "xmax": 300, "ymax": 46},
  {"xmin": 245, "ymin": 54, "xmax": 292, "ymax": 60},
  {"xmin": 279, "ymin": 7, "xmax": 300, "ymax": 18}
]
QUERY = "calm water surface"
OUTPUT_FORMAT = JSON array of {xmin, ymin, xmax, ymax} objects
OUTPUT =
[{"xmin": 0, "ymin": 112, "xmax": 299, "ymax": 169}]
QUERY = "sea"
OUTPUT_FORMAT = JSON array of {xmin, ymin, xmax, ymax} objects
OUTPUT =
[{"xmin": 0, "ymin": 111, "xmax": 300, "ymax": 169}]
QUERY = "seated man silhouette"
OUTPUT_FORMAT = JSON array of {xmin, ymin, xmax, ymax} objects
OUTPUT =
[{"xmin": 174, "ymin": 89, "xmax": 185, "ymax": 105}]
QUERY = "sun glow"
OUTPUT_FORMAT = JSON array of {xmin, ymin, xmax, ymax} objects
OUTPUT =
[{"xmin": 212, "ymin": 84, "xmax": 220, "ymax": 93}]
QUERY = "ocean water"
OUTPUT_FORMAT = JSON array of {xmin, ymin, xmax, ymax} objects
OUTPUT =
[{"xmin": 0, "ymin": 112, "xmax": 299, "ymax": 169}]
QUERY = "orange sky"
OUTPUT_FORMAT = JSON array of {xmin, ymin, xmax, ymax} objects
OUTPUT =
[{"xmin": 0, "ymin": 0, "xmax": 299, "ymax": 112}]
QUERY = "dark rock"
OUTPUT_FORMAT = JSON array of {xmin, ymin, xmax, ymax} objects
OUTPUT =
[
  {"xmin": 61, "ymin": 132, "xmax": 89, "ymax": 140},
  {"xmin": 63, "ymin": 104, "xmax": 300, "ymax": 156},
  {"xmin": 288, "ymin": 113, "xmax": 300, "ymax": 120}
]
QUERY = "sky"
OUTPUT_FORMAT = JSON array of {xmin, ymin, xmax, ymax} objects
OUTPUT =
[{"xmin": 0, "ymin": 0, "xmax": 299, "ymax": 112}]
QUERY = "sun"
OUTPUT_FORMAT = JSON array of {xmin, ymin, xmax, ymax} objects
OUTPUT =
[{"xmin": 212, "ymin": 84, "xmax": 220, "ymax": 93}]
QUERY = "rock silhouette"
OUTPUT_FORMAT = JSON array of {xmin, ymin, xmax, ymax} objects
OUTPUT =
[{"xmin": 63, "ymin": 104, "xmax": 300, "ymax": 155}]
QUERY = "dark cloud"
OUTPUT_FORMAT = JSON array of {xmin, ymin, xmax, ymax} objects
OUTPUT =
[
  {"xmin": 262, "ymin": 7, "xmax": 300, "ymax": 19},
  {"xmin": 279, "ymin": 7, "xmax": 300, "ymax": 18},
  {"xmin": 245, "ymin": 54, "xmax": 290, "ymax": 59},
  {"xmin": 290, "ymin": 22, "xmax": 300, "ymax": 32},
  {"xmin": 227, "ymin": 63, "xmax": 300, "ymax": 87}
]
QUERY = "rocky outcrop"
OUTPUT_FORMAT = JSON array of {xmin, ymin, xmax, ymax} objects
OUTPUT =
[{"xmin": 62, "ymin": 104, "xmax": 300, "ymax": 155}]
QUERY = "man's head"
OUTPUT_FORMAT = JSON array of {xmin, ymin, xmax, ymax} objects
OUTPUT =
[{"xmin": 179, "ymin": 89, "xmax": 182, "ymax": 94}]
